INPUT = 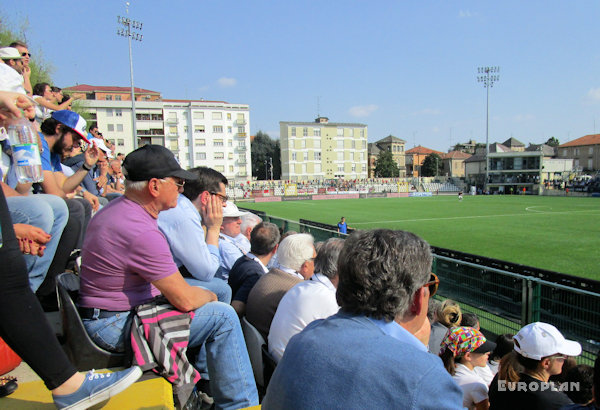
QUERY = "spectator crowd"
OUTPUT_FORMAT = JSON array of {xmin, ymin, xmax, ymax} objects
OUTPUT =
[{"xmin": 1, "ymin": 40, "xmax": 599, "ymax": 410}]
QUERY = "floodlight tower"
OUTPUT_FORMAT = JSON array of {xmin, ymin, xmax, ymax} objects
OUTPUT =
[
  {"xmin": 117, "ymin": 2, "xmax": 143, "ymax": 150},
  {"xmin": 477, "ymin": 66, "xmax": 500, "ymax": 192}
]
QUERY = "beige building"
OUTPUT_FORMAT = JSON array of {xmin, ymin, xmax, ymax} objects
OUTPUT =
[
  {"xmin": 441, "ymin": 150, "xmax": 471, "ymax": 177},
  {"xmin": 367, "ymin": 135, "xmax": 407, "ymax": 177},
  {"xmin": 280, "ymin": 117, "xmax": 368, "ymax": 181},
  {"xmin": 558, "ymin": 134, "xmax": 600, "ymax": 172}
]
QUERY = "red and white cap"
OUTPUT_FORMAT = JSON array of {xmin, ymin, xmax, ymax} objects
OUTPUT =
[{"xmin": 51, "ymin": 110, "xmax": 89, "ymax": 143}]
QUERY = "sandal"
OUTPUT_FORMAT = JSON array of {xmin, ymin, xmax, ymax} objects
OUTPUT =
[{"xmin": 0, "ymin": 376, "xmax": 18, "ymax": 397}]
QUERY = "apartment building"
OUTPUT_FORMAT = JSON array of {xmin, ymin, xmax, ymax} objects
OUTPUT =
[
  {"xmin": 162, "ymin": 100, "xmax": 251, "ymax": 180},
  {"xmin": 280, "ymin": 117, "xmax": 368, "ymax": 181},
  {"xmin": 558, "ymin": 134, "xmax": 600, "ymax": 172},
  {"xmin": 64, "ymin": 85, "xmax": 251, "ymax": 181}
]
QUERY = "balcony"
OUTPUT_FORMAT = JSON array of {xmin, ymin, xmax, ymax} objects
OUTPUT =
[
  {"xmin": 165, "ymin": 117, "xmax": 178, "ymax": 124},
  {"xmin": 236, "ymin": 132, "xmax": 247, "ymax": 138},
  {"xmin": 235, "ymin": 119, "xmax": 247, "ymax": 126}
]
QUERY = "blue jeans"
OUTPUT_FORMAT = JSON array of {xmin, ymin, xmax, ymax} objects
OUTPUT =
[
  {"xmin": 185, "ymin": 277, "xmax": 232, "ymax": 304},
  {"xmin": 83, "ymin": 302, "xmax": 258, "ymax": 410},
  {"xmin": 7, "ymin": 194, "xmax": 68, "ymax": 292}
]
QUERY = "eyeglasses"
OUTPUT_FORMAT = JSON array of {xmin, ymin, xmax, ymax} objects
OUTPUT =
[
  {"xmin": 21, "ymin": 52, "xmax": 31, "ymax": 57},
  {"xmin": 423, "ymin": 273, "xmax": 439, "ymax": 297},
  {"xmin": 159, "ymin": 178, "xmax": 185, "ymax": 188},
  {"xmin": 550, "ymin": 354, "xmax": 567, "ymax": 362},
  {"xmin": 210, "ymin": 192, "xmax": 229, "ymax": 203}
]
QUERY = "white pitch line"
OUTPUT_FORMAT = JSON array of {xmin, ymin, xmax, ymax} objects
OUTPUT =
[{"xmin": 350, "ymin": 208, "xmax": 600, "ymax": 225}]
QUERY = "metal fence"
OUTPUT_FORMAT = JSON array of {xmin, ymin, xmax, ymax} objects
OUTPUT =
[{"xmin": 239, "ymin": 209, "xmax": 600, "ymax": 365}]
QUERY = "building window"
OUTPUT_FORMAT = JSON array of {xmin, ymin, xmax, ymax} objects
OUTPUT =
[
  {"xmin": 575, "ymin": 148, "xmax": 580, "ymax": 156},
  {"xmin": 107, "ymin": 124, "xmax": 114, "ymax": 132},
  {"xmin": 116, "ymin": 124, "xmax": 123, "ymax": 132},
  {"xmin": 195, "ymin": 139, "xmax": 206, "ymax": 146},
  {"xmin": 193, "ymin": 111, "xmax": 204, "ymax": 119},
  {"xmin": 315, "ymin": 163, "xmax": 321, "ymax": 173},
  {"xmin": 237, "ymin": 113, "xmax": 244, "ymax": 120},
  {"xmin": 105, "ymin": 95, "xmax": 112, "ymax": 101},
  {"xmin": 215, "ymin": 165, "xmax": 225, "ymax": 172},
  {"xmin": 301, "ymin": 140, "xmax": 306, "ymax": 148},
  {"xmin": 184, "ymin": 126, "xmax": 189, "ymax": 133},
  {"xmin": 214, "ymin": 152, "xmax": 224, "ymax": 159},
  {"xmin": 169, "ymin": 140, "xmax": 179, "ymax": 150},
  {"xmin": 115, "ymin": 95, "xmax": 122, "ymax": 101},
  {"xmin": 315, "ymin": 139, "xmax": 321, "ymax": 149},
  {"xmin": 352, "ymin": 164, "xmax": 356, "ymax": 172},
  {"xmin": 338, "ymin": 165, "xmax": 344, "ymax": 172},
  {"xmin": 315, "ymin": 151, "xmax": 321, "ymax": 160},
  {"xmin": 304, "ymin": 152, "xmax": 308, "ymax": 161},
  {"xmin": 337, "ymin": 152, "xmax": 343, "ymax": 161},
  {"xmin": 167, "ymin": 112, "xmax": 177, "ymax": 120},
  {"xmin": 314, "ymin": 128, "xmax": 321, "ymax": 136},
  {"xmin": 196, "ymin": 152, "xmax": 206, "ymax": 160},
  {"xmin": 303, "ymin": 127, "xmax": 308, "ymax": 137},
  {"xmin": 117, "ymin": 139, "xmax": 124, "ymax": 146},
  {"xmin": 337, "ymin": 140, "xmax": 344, "ymax": 149},
  {"xmin": 292, "ymin": 153, "xmax": 297, "ymax": 161},
  {"xmin": 184, "ymin": 139, "xmax": 189, "ymax": 147},
  {"xmin": 115, "ymin": 109, "xmax": 122, "ymax": 117},
  {"xmin": 194, "ymin": 125, "xmax": 205, "ymax": 133},
  {"xmin": 213, "ymin": 125, "xmax": 223, "ymax": 133},
  {"xmin": 227, "ymin": 126, "xmax": 232, "ymax": 134},
  {"xmin": 291, "ymin": 127, "xmax": 296, "ymax": 136},
  {"xmin": 212, "ymin": 112, "xmax": 222, "ymax": 120},
  {"xmin": 169, "ymin": 126, "xmax": 178, "ymax": 134},
  {"xmin": 337, "ymin": 128, "xmax": 344, "ymax": 136},
  {"xmin": 214, "ymin": 139, "xmax": 224, "ymax": 146},
  {"xmin": 589, "ymin": 147, "xmax": 594, "ymax": 155},
  {"xmin": 227, "ymin": 113, "xmax": 232, "ymax": 120},
  {"xmin": 106, "ymin": 108, "xmax": 113, "ymax": 117},
  {"xmin": 237, "ymin": 126, "xmax": 245, "ymax": 134}
]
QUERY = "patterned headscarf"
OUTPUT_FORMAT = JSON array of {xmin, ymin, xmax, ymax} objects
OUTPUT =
[{"xmin": 440, "ymin": 326, "xmax": 487, "ymax": 357}]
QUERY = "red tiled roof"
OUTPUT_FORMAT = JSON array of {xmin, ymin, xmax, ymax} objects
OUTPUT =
[
  {"xmin": 559, "ymin": 134, "xmax": 600, "ymax": 147},
  {"xmin": 405, "ymin": 145, "xmax": 443, "ymax": 155},
  {"xmin": 442, "ymin": 150, "xmax": 471, "ymax": 159},
  {"xmin": 163, "ymin": 99, "xmax": 228, "ymax": 103},
  {"xmin": 64, "ymin": 84, "xmax": 160, "ymax": 94}
]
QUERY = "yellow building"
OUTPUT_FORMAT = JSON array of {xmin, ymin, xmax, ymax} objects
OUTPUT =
[{"xmin": 280, "ymin": 117, "xmax": 368, "ymax": 181}]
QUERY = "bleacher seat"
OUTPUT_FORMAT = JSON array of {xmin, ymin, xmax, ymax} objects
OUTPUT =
[
  {"xmin": 56, "ymin": 272, "xmax": 126, "ymax": 371},
  {"xmin": 261, "ymin": 344, "xmax": 277, "ymax": 389},
  {"xmin": 241, "ymin": 316, "xmax": 265, "ymax": 388}
]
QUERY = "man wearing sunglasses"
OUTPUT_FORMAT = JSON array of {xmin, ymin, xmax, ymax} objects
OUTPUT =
[
  {"xmin": 263, "ymin": 229, "xmax": 463, "ymax": 409},
  {"xmin": 9, "ymin": 41, "xmax": 31, "ymax": 95}
]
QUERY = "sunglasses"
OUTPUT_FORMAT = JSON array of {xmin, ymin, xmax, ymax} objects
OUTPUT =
[
  {"xmin": 210, "ymin": 192, "xmax": 229, "ymax": 204},
  {"xmin": 21, "ymin": 52, "xmax": 31, "ymax": 57},
  {"xmin": 424, "ymin": 273, "xmax": 439, "ymax": 297}
]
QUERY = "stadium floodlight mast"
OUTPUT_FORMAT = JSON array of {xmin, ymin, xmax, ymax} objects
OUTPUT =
[
  {"xmin": 477, "ymin": 66, "xmax": 500, "ymax": 192},
  {"xmin": 117, "ymin": 2, "xmax": 143, "ymax": 150}
]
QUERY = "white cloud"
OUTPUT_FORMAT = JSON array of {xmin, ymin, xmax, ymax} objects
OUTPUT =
[
  {"xmin": 586, "ymin": 87, "xmax": 600, "ymax": 102},
  {"xmin": 348, "ymin": 104, "xmax": 378, "ymax": 117},
  {"xmin": 513, "ymin": 114, "xmax": 535, "ymax": 122},
  {"xmin": 217, "ymin": 77, "xmax": 237, "ymax": 87},
  {"xmin": 459, "ymin": 10, "xmax": 476, "ymax": 18}
]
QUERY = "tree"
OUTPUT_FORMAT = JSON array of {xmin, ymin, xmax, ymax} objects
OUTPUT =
[
  {"xmin": 0, "ymin": 16, "xmax": 54, "ymax": 87},
  {"xmin": 546, "ymin": 137, "xmax": 560, "ymax": 147},
  {"xmin": 374, "ymin": 150, "xmax": 399, "ymax": 178},
  {"xmin": 251, "ymin": 131, "xmax": 281, "ymax": 180},
  {"xmin": 421, "ymin": 153, "xmax": 442, "ymax": 177}
]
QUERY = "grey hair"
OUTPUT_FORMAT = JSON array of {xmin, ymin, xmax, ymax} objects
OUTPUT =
[
  {"xmin": 277, "ymin": 233, "xmax": 314, "ymax": 272},
  {"xmin": 241, "ymin": 212, "xmax": 262, "ymax": 234},
  {"xmin": 124, "ymin": 180, "xmax": 148, "ymax": 193},
  {"xmin": 428, "ymin": 298, "xmax": 441, "ymax": 321},
  {"xmin": 336, "ymin": 229, "xmax": 432, "ymax": 322},
  {"xmin": 314, "ymin": 238, "xmax": 344, "ymax": 280}
]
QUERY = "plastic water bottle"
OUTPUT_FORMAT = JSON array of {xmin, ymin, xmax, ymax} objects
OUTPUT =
[{"xmin": 7, "ymin": 118, "xmax": 43, "ymax": 184}]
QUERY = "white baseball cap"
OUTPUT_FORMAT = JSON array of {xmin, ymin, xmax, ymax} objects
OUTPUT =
[
  {"xmin": 89, "ymin": 137, "xmax": 112, "ymax": 157},
  {"xmin": 513, "ymin": 322, "xmax": 582, "ymax": 360},
  {"xmin": 222, "ymin": 201, "xmax": 248, "ymax": 218}
]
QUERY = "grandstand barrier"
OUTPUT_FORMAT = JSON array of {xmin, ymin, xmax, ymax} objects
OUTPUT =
[{"xmin": 240, "ymin": 212, "xmax": 600, "ymax": 365}]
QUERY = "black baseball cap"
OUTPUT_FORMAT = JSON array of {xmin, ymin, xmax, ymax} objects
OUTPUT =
[{"xmin": 122, "ymin": 144, "xmax": 197, "ymax": 182}]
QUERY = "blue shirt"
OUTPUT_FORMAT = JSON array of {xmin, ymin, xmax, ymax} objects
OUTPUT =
[
  {"xmin": 216, "ymin": 233, "xmax": 245, "ymax": 280},
  {"xmin": 40, "ymin": 133, "xmax": 62, "ymax": 172},
  {"xmin": 157, "ymin": 194, "xmax": 221, "ymax": 281},
  {"xmin": 337, "ymin": 221, "xmax": 347, "ymax": 234},
  {"xmin": 368, "ymin": 317, "xmax": 428, "ymax": 352}
]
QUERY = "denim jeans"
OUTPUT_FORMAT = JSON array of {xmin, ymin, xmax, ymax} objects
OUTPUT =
[
  {"xmin": 83, "ymin": 301, "xmax": 258, "ymax": 409},
  {"xmin": 185, "ymin": 277, "xmax": 232, "ymax": 304},
  {"xmin": 7, "ymin": 194, "xmax": 68, "ymax": 292}
]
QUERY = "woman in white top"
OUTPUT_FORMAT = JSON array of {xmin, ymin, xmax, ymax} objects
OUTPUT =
[
  {"xmin": 440, "ymin": 326, "xmax": 497, "ymax": 410},
  {"xmin": 32, "ymin": 82, "xmax": 74, "ymax": 123}
]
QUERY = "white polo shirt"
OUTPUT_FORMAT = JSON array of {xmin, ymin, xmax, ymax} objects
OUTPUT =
[{"xmin": 268, "ymin": 273, "xmax": 339, "ymax": 362}]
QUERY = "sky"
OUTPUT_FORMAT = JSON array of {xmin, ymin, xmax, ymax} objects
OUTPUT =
[{"xmin": 3, "ymin": 1, "xmax": 600, "ymax": 152}]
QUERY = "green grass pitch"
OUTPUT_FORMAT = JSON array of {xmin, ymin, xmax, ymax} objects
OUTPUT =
[{"xmin": 240, "ymin": 195, "xmax": 600, "ymax": 280}]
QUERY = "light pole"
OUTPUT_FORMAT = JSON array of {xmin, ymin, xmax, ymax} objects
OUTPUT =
[
  {"xmin": 117, "ymin": 2, "xmax": 143, "ymax": 150},
  {"xmin": 477, "ymin": 66, "xmax": 500, "ymax": 192}
]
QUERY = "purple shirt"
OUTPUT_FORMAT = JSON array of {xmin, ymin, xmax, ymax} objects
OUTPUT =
[{"xmin": 79, "ymin": 196, "xmax": 178, "ymax": 310}]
